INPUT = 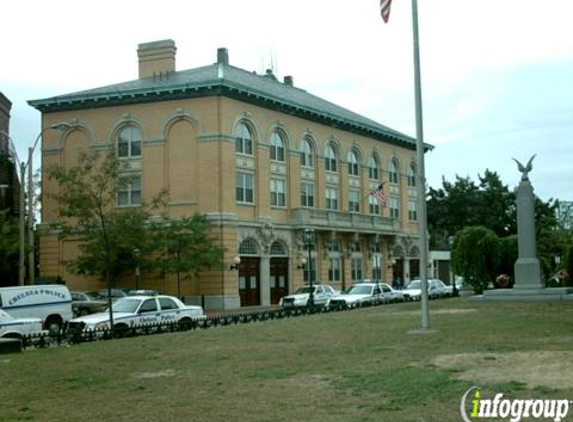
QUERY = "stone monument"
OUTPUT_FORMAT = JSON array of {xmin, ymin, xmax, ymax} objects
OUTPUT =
[
  {"xmin": 475, "ymin": 155, "xmax": 573, "ymax": 301},
  {"xmin": 512, "ymin": 155, "xmax": 543, "ymax": 289}
]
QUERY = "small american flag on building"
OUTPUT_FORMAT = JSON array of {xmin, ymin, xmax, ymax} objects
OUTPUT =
[
  {"xmin": 380, "ymin": 0, "xmax": 393, "ymax": 23},
  {"xmin": 370, "ymin": 184, "xmax": 388, "ymax": 207}
]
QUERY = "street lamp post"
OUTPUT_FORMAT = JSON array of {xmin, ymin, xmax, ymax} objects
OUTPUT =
[
  {"xmin": 134, "ymin": 248, "xmax": 141, "ymax": 290},
  {"xmin": 304, "ymin": 228, "xmax": 315, "ymax": 309},
  {"xmin": 19, "ymin": 122, "xmax": 76, "ymax": 285}
]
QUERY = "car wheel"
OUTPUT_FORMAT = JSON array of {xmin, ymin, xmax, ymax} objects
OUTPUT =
[
  {"xmin": 178, "ymin": 318, "xmax": 193, "ymax": 331},
  {"xmin": 79, "ymin": 308, "xmax": 90, "ymax": 317},
  {"xmin": 113, "ymin": 324, "xmax": 130, "ymax": 338},
  {"xmin": 45, "ymin": 316, "xmax": 63, "ymax": 336}
]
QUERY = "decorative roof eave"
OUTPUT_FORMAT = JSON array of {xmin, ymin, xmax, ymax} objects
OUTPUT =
[{"xmin": 28, "ymin": 80, "xmax": 433, "ymax": 152}]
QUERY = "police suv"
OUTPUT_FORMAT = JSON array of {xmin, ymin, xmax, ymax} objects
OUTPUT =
[
  {"xmin": 0, "ymin": 285, "xmax": 73, "ymax": 334},
  {"xmin": 67, "ymin": 295, "xmax": 205, "ymax": 334}
]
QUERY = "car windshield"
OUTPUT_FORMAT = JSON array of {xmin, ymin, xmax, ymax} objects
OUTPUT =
[
  {"xmin": 344, "ymin": 285, "xmax": 372, "ymax": 295},
  {"xmin": 294, "ymin": 286, "xmax": 313, "ymax": 294},
  {"xmin": 406, "ymin": 280, "xmax": 421, "ymax": 289},
  {"xmin": 111, "ymin": 298, "xmax": 141, "ymax": 313}
]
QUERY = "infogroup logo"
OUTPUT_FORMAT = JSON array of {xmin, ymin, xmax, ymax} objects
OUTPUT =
[{"xmin": 460, "ymin": 387, "xmax": 571, "ymax": 422}]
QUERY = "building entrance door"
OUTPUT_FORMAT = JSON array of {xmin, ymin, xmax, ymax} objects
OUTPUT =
[
  {"xmin": 270, "ymin": 258, "xmax": 288, "ymax": 304},
  {"xmin": 239, "ymin": 257, "xmax": 260, "ymax": 307}
]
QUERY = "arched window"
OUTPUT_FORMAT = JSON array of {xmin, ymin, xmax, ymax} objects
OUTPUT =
[
  {"xmin": 300, "ymin": 138, "xmax": 314, "ymax": 168},
  {"xmin": 347, "ymin": 150, "xmax": 359, "ymax": 176},
  {"xmin": 270, "ymin": 131, "xmax": 285, "ymax": 162},
  {"xmin": 239, "ymin": 238, "xmax": 259, "ymax": 255},
  {"xmin": 270, "ymin": 240, "xmax": 288, "ymax": 256},
  {"xmin": 389, "ymin": 160, "xmax": 399, "ymax": 184},
  {"xmin": 368, "ymin": 155, "xmax": 379, "ymax": 180},
  {"xmin": 235, "ymin": 122, "xmax": 253, "ymax": 155},
  {"xmin": 325, "ymin": 144, "xmax": 337, "ymax": 172},
  {"xmin": 117, "ymin": 126, "xmax": 142, "ymax": 158},
  {"xmin": 407, "ymin": 164, "xmax": 416, "ymax": 187}
]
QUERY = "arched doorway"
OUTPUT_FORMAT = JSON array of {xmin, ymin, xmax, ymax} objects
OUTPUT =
[
  {"xmin": 238, "ymin": 239, "xmax": 260, "ymax": 307},
  {"xmin": 269, "ymin": 240, "xmax": 289, "ymax": 304}
]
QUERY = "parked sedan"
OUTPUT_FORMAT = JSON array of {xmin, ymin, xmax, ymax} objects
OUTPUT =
[
  {"xmin": 279, "ymin": 284, "xmax": 338, "ymax": 309},
  {"xmin": 71, "ymin": 291, "xmax": 108, "ymax": 317},
  {"xmin": 67, "ymin": 295, "xmax": 205, "ymax": 334},
  {"xmin": 380, "ymin": 283, "xmax": 405, "ymax": 302},
  {"xmin": 403, "ymin": 279, "xmax": 448, "ymax": 301},
  {"xmin": 0, "ymin": 309, "xmax": 44, "ymax": 339},
  {"xmin": 327, "ymin": 283, "xmax": 390, "ymax": 308}
]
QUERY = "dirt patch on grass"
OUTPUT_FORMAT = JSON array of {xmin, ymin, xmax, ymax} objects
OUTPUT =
[
  {"xmin": 432, "ymin": 351, "xmax": 573, "ymax": 389},
  {"xmin": 387, "ymin": 308, "xmax": 478, "ymax": 316},
  {"xmin": 133, "ymin": 369, "xmax": 177, "ymax": 379}
]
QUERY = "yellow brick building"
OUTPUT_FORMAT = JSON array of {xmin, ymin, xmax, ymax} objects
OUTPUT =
[{"xmin": 30, "ymin": 40, "xmax": 431, "ymax": 310}]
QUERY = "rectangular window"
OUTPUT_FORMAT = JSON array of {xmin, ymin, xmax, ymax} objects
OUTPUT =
[
  {"xmin": 351, "ymin": 257, "xmax": 363, "ymax": 282},
  {"xmin": 372, "ymin": 255, "xmax": 382, "ymax": 280},
  {"xmin": 325, "ymin": 158, "xmax": 337, "ymax": 172},
  {"xmin": 390, "ymin": 197, "xmax": 400, "ymax": 219},
  {"xmin": 300, "ymin": 183, "xmax": 315, "ymax": 208},
  {"xmin": 117, "ymin": 175, "xmax": 142, "ymax": 206},
  {"xmin": 408, "ymin": 200, "xmax": 418, "ymax": 221},
  {"xmin": 348, "ymin": 189, "xmax": 360, "ymax": 213},
  {"xmin": 328, "ymin": 258, "xmax": 341, "ymax": 282},
  {"xmin": 369, "ymin": 166, "xmax": 378, "ymax": 180},
  {"xmin": 303, "ymin": 256, "xmax": 316, "ymax": 284},
  {"xmin": 236, "ymin": 138, "xmax": 253, "ymax": 155},
  {"xmin": 369, "ymin": 196, "xmax": 380, "ymax": 215},
  {"xmin": 325, "ymin": 186, "xmax": 339, "ymax": 210},
  {"xmin": 236, "ymin": 172, "xmax": 254, "ymax": 204},
  {"xmin": 270, "ymin": 179, "xmax": 286, "ymax": 207}
]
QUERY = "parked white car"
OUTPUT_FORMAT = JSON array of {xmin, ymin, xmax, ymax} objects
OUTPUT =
[
  {"xmin": 67, "ymin": 295, "xmax": 204, "ymax": 334},
  {"xmin": 0, "ymin": 309, "xmax": 44, "ymax": 339},
  {"xmin": 403, "ymin": 279, "xmax": 448, "ymax": 301},
  {"xmin": 327, "ymin": 282, "xmax": 390, "ymax": 308},
  {"xmin": 279, "ymin": 284, "xmax": 338, "ymax": 309}
]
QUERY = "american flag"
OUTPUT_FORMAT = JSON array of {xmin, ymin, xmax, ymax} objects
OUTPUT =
[
  {"xmin": 370, "ymin": 184, "xmax": 388, "ymax": 207},
  {"xmin": 380, "ymin": 0, "xmax": 393, "ymax": 23}
]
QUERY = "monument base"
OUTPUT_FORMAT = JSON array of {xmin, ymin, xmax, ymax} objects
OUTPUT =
[
  {"xmin": 514, "ymin": 257, "xmax": 543, "ymax": 288},
  {"xmin": 469, "ymin": 287, "xmax": 573, "ymax": 302}
]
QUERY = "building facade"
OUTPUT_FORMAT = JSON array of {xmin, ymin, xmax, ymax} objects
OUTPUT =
[
  {"xmin": 0, "ymin": 92, "xmax": 20, "ymax": 217},
  {"xmin": 30, "ymin": 40, "xmax": 431, "ymax": 310}
]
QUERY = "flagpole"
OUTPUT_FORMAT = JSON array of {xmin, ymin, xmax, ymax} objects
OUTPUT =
[{"xmin": 411, "ymin": 0, "xmax": 430, "ymax": 329}]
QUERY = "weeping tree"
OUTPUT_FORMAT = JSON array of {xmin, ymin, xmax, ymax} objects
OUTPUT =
[{"xmin": 452, "ymin": 226, "xmax": 500, "ymax": 294}]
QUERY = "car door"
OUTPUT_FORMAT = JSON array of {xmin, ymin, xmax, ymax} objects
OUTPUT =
[
  {"xmin": 158, "ymin": 297, "xmax": 180, "ymax": 324},
  {"xmin": 313, "ymin": 286, "xmax": 327, "ymax": 306},
  {"xmin": 380, "ymin": 284, "xmax": 392, "ymax": 303},
  {"xmin": 136, "ymin": 298, "xmax": 160, "ymax": 325}
]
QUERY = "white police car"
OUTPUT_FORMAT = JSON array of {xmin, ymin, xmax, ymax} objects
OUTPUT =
[
  {"xmin": 0, "ymin": 309, "xmax": 44, "ymax": 339},
  {"xmin": 67, "ymin": 295, "xmax": 204, "ymax": 334}
]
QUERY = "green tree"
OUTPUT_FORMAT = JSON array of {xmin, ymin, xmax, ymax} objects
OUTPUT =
[
  {"xmin": 0, "ymin": 210, "xmax": 19, "ymax": 286},
  {"xmin": 153, "ymin": 214, "xmax": 225, "ymax": 298},
  {"xmin": 47, "ymin": 150, "xmax": 164, "ymax": 326},
  {"xmin": 452, "ymin": 226, "xmax": 500, "ymax": 294},
  {"xmin": 427, "ymin": 175, "xmax": 480, "ymax": 249},
  {"xmin": 477, "ymin": 170, "xmax": 516, "ymax": 237},
  {"xmin": 497, "ymin": 235, "xmax": 518, "ymax": 287}
]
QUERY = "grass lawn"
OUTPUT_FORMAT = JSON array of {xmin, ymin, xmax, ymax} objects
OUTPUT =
[{"xmin": 1, "ymin": 298, "xmax": 572, "ymax": 422}]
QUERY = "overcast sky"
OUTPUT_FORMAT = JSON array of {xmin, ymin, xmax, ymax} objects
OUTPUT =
[{"xmin": 2, "ymin": 0, "xmax": 572, "ymax": 202}]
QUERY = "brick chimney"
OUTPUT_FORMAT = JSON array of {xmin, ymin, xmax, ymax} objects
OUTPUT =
[
  {"xmin": 137, "ymin": 39, "xmax": 176, "ymax": 79},
  {"xmin": 217, "ymin": 47, "xmax": 229, "ymax": 65}
]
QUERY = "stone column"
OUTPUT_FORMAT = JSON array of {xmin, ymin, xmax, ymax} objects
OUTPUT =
[
  {"xmin": 514, "ymin": 181, "xmax": 543, "ymax": 289},
  {"xmin": 260, "ymin": 254, "xmax": 271, "ymax": 306},
  {"xmin": 403, "ymin": 257, "xmax": 411, "ymax": 285}
]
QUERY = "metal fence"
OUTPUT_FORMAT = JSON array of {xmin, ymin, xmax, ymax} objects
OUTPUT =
[{"xmin": 20, "ymin": 299, "xmax": 389, "ymax": 349}]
